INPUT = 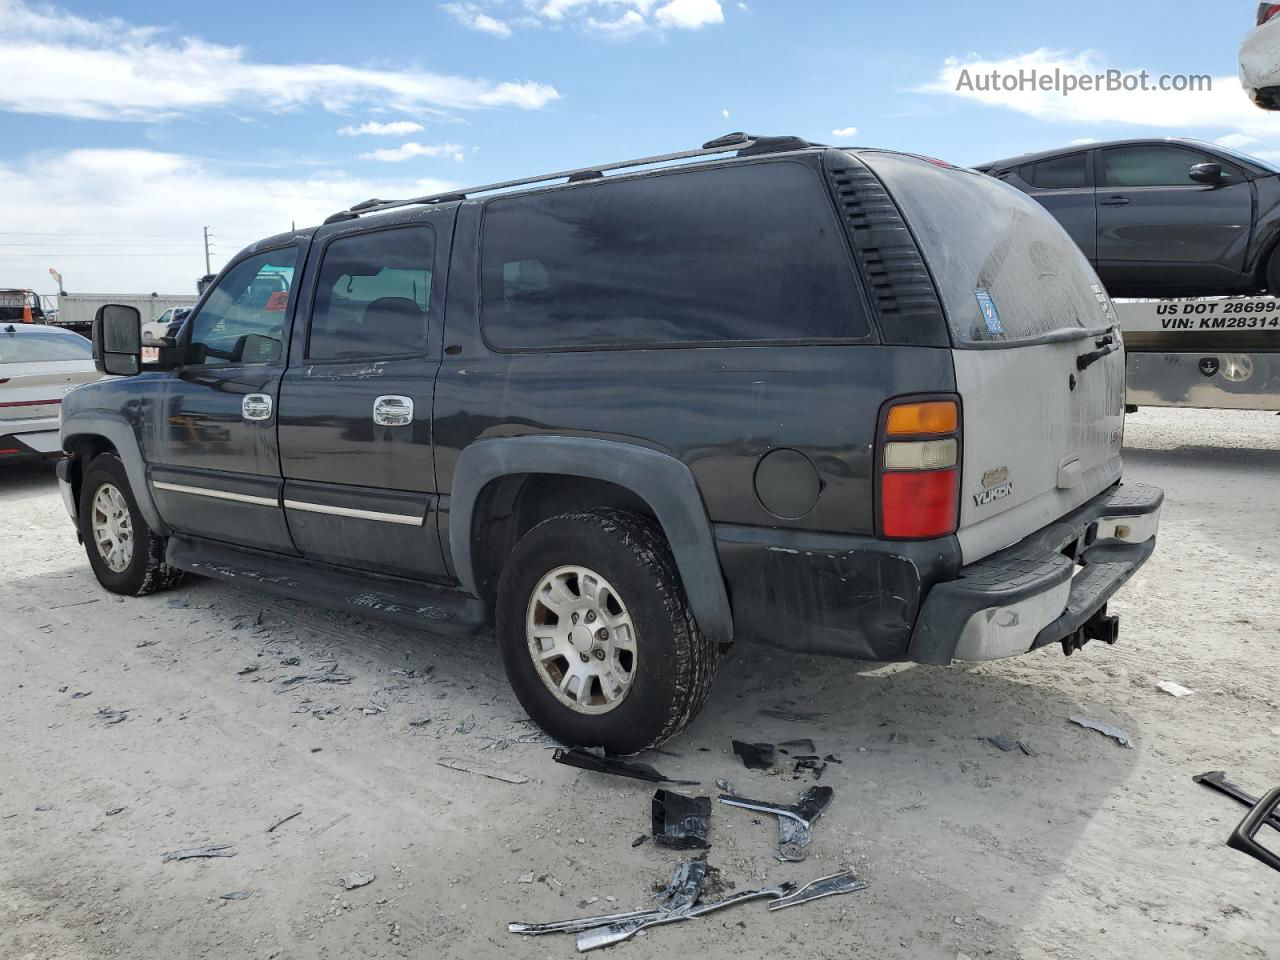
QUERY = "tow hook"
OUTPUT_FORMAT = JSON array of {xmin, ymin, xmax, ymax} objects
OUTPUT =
[{"xmin": 1062, "ymin": 606, "xmax": 1120, "ymax": 656}]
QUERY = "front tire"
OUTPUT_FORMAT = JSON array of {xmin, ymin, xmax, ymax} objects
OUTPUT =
[
  {"xmin": 78, "ymin": 453, "xmax": 185, "ymax": 596},
  {"xmin": 495, "ymin": 509, "xmax": 718, "ymax": 754}
]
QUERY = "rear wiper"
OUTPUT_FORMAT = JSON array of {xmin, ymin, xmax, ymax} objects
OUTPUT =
[{"xmin": 1076, "ymin": 334, "xmax": 1119, "ymax": 372}]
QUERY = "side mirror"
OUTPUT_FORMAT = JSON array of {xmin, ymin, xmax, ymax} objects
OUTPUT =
[
  {"xmin": 92, "ymin": 304, "xmax": 142, "ymax": 376},
  {"xmin": 1190, "ymin": 162, "xmax": 1223, "ymax": 185}
]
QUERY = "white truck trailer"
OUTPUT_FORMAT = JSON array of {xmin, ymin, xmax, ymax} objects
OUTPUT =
[
  {"xmin": 1116, "ymin": 296, "xmax": 1280, "ymax": 411},
  {"xmin": 55, "ymin": 293, "xmax": 196, "ymax": 334}
]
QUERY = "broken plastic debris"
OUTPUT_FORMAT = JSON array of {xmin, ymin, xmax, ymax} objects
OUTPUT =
[
  {"xmin": 718, "ymin": 785, "xmax": 834, "ymax": 862},
  {"xmin": 631, "ymin": 834, "xmax": 649, "ymax": 848},
  {"xmin": 436, "ymin": 756, "xmax": 529, "ymax": 784},
  {"xmin": 275, "ymin": 670, "xmax": 353, "ymax": 692},
  {"xmin": 780, "ymin": 738, "xmax": 817, "ymax": 753},
  {"xmin": 1156, "ymin": 680, "xmax": 1194, "ymax": 698},
  {"xmin": 162, "ymin": 844, "xmax": 237, "ymax": 862},
  {"xmin": 96, "ymin": 706, "xmax": 129, "ymax": 725},
  {"xmin": 767, "ymin": 868, "xmax": 868, "ymax": 911},
  {"xmin": 650, "ymin": 790, "xmax": 711, "ymax": 850},
  {"xmin": 986, "ymin": 736, "xmax": 1018, "ymax": 753},
  {"xmin": 339, "ymin": 872, "xmax": 376, "ymax": 890},
  {"xmin": 553, "ymin": 747, "xmax": 698, "ymax": 786},
  {"xmin": 732, "ymin": 740, "xmax": 776, "ymax": 770},
  {"xmin": 760, "ymin": 707, "xmax": 827, "ymax": 722},
  {"xmin": 220, "ymin": 890, "xmax": 252, "ymax": 901},
  {"xmin": 1069, "ymin": 715, "xmax": 1133, "ymax": 748},
  {"xmin": 266, "ymin": 809, "xmax": 303, "ymax": 833},
  {"xmin": 1017, "ymin": 740, "xmax": 1039, "ymax": 757}
]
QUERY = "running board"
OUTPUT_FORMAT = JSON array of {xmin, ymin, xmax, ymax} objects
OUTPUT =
[{"xmin": 166, "ymin": 537, "xmax": 490, "ymax": 638}]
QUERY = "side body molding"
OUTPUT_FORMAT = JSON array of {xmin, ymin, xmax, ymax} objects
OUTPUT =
[
  {"xmin": 449, "ymin": 436, "xmax": 734, "ymax": 644},
  {"xmin": 61, "ymin": 413, "xmax": 170, "ymax": 535}
]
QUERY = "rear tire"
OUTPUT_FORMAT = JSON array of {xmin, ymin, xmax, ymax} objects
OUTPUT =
[
  {"xmin": 495, "ymin": 508, "xmax": 718, "ymax": 754},
  {"xmin": 79, "ymin": 453, "xmax": 185, "ymax": 596},
  {"xmin": 1264, "ymin": 244, "xmax": 1280, "ymax": 296}
]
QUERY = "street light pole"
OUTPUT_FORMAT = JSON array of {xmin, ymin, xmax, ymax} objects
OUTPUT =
[{"xmin": 203, "ymin": 226, "xmax": 211, "ymax": 276}]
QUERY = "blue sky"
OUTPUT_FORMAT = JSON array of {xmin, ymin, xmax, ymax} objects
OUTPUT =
[{"xmin": 2, "ymin": 0, "xmax": 1278, "ymax": 293}]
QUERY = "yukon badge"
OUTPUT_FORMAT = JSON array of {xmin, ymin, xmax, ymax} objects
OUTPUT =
[{"xmin": 974, "ymin": 466, "xmax": 1013, "ymax": 507}]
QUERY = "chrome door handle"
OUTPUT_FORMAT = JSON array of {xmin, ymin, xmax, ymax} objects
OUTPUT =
[
  {"xmin": 1100, "ymin": 196, "xmax": 1130, "ymax": 206},
  {"xmin": 242, "ymin": 393, "xmax": 273, "ymax": 421},
  {"xmin": 373, "ymin": 395, "xmax": 414, "ymax": 426}
]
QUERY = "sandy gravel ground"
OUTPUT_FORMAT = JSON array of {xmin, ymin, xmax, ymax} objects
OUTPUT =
[{"xmin": 0, "ymin": 408, "xmax": 1277, "ymax": 960}]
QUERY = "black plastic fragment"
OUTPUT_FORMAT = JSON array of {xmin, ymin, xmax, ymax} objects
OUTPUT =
[
  {"xmin": 553, "ymin": 747, "xmax": 698, "ymax": 786},
  {"xmin": 732, "ymin": 740, "xmax": 776, "ymax": 770},
  {"xmin": 651, "ymin": 790, "xmax": 711, "ymax": 850},
  {"xmin": 1017, "ymin": 740, "xmax": 1039, "ymax": 757},
  {"xmin": 631, "ymin": 834, "xmax": 649, "ymax": 848},
  {"xmin": 987, "ymin": 736, "xmax": 1018, "ymax": 752}
]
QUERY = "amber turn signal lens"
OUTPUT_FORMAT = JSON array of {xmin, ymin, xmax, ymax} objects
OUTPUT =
[{"xmin": 885, "ymin": 400, "xmax": 958, "ymax": 436}]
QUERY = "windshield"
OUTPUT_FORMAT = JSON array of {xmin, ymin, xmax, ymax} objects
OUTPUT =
[
  {"xmin": 1208, "ymin": 143, "xmax": 1280, "ymax": 174},
  {"xmin": 0, "ymin": 333, "xmax": 93, "ymax": 363}
]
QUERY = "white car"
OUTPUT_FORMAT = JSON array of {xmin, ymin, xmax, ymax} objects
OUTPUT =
[
  {"xmin": 0, "ymin": 324, "xmax": 100, "ymax": 462},
  {"xmin": 1241, "ymin": 4, "xmax": 1280, "ymax": 108},
  {"xmin": 140, "ymin": 307, "xmax": 185, "ymax": 345}
]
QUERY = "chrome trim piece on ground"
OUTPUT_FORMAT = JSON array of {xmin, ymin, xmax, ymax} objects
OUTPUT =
[
  {"xmin": 282, "ymin": 499, "xmax": 423, "ymax": 526},
  {"xmin": 152, "ymin": 481, "xmax": 278, "ymax": 508}
]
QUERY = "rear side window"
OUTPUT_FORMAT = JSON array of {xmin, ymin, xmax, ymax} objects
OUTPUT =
[
  {"xmin": 0, "ymin": 333, "xmax": 92, "ymax": 363},
  {"xmin": 1101, "ymin": 145, "xmax": 1236, "ymax": 186},
  {"xmin": 308, "ymin": 226, "xmax": 434, "ymax": 360},
  {"xmin": 479, "ymin": 161, "xmax": 868, "ymax": 350},
  {"xmin": 861, "ymin": 151, "xmax": 1111, "ymax": 345},
  {"xmin": 1022, "ymin": 153, "xmax": 1089, "ymax": 189}
]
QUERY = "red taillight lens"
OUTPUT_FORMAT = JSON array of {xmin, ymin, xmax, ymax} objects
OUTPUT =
[
  {"xmin": 1260, "ymin": 3, "xmax": 1280, "ymax": 24},
  {"xmin": 878, "ymin": 396, "xmax": 961, "ymax": 540},
  {"xmin": 881, "ymin": 469, "xmax": 959, "ymax": 539}
]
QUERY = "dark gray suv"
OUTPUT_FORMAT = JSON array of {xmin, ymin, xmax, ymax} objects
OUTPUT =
[
  {"xmin": 58, "ymin": 133, "xmax": 1162, "ymax": 753},
  {"xmin": 978, "ymin": 137, "xmax": 1280, "ymax": 299}
]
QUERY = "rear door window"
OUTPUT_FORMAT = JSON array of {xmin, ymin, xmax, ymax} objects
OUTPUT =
[
  {"xmin": 479, "ymin": 160, "xmax": 869, "ymax": 350},
  {"xmin": 307, "ymin": 227, "xmax": 434, "ymax": 360},
  {"xmin": 1101, "ymin": 145, "xmax": 1239, "ymax": 186},
  {"xmin": 1023, "ymin": 153, "xmax": 1090, "ymax": 189}
]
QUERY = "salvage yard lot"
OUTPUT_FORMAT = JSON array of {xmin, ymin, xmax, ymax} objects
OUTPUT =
[{"xmin": 1, "ymin": 408, "xmax": 1277, "ymax": 960}]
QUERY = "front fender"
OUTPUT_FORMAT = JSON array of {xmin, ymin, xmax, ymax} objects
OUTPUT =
[
  {"xmin": 449, "ymin": 436, "xmax": 734, "ymax": 645},
  {"xmin": 61, "ymin": 412, "xmax": 168, "ymax": 535}
]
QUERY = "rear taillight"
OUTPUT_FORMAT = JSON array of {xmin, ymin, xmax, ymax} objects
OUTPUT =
[
  {"xmin": 1259, "ymin": 3, "xmax": 1280, "ymax": 25},
  {"xmin": 878, "ymin": 396, "xmax": 961, "ymax": 540}
]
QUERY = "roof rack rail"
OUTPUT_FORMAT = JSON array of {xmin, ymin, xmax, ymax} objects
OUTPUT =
[{"xmin": 321, "ymin": 132, "xmax": 819, "ymax": 225}]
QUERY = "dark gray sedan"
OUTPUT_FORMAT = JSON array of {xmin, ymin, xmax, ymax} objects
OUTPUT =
[{"xmin": 977, "ymin": 138, "xmax": 1280, "ymax": 298}]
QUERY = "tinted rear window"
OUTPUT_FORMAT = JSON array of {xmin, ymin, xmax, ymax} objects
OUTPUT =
[
  {"xmin": 1022, "ymin": 153, "xmax": 1089, "ymax": 189},
  {"xmin": 479, "ymin": 160, "xmax": 869, "ymax": 350},
  {"xmin": 860, "ymin": 152, "xmax": 1112, "ymax": 345},
  {"xmin": 0, "ymin": 332, "xmax": 92, "ymax": 363}
]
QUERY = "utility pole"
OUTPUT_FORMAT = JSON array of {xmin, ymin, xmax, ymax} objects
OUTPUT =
[{"xmin": 202, "ymin": 226, "xmax": 211, "ymax": 276}]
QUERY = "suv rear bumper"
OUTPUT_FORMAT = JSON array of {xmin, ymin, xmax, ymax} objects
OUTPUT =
[
  {"xmin": 907, "ymin": 481, "xmax": 1163, "ymax": 664},
  {"xmin": 713, "ymin": 480, "xmax": 1162, "ymax": 663}
]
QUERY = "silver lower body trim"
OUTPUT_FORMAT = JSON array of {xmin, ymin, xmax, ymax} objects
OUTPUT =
[
  {"xmin": 152, "ymin": 480, "xmax": 278, "ymax": 507},
  {"xmin": 283, "ymin": 499, "xmax": 423, "ymax": 526}
]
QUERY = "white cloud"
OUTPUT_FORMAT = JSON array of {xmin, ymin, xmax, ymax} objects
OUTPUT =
[
  {"xmin": 443, "ymin": 2, "xmax": 514, "ymax": 35},
  {"xmin": 1068, "ymin": 136, "xmax": 1098, "ymax": 145},
  {"xmin": 444, "ymin": 0, "xmax": 723, "ymax": 36},
  {"xmin": 1216, "ymin": 132, "xmax": 1259, "ymax": 149},
  {"xmin": 359, "ymin": 142, "xmax": 466, "ymax": 163},
  {"xmin": 921, "ymin": 48, "xmax": 1278, "ymax": 140},
  {"xmin": 831, "ymin": 126, "xmax": 857, "ymax": 137},
  {"xmin": 655, "ymin": 0, "xmax": 723, "ymax": 29},
  {"xmin": 0, "ymin": 148, "xmax": 458, "ymax": 294},
  {"xmin": 722, "ymin": 109, "xmax": 730, "ymax": 119},
  {"xmin": 0, "ymin": 0, "xmax": 558, "ymax": 122},
  {"xmin": 585, "ymin": 10, "xmax": 647, "ymax": 36},
  {"xmin": 338, "ymin": 120, "xmax": 426, "ymax": 137}
]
